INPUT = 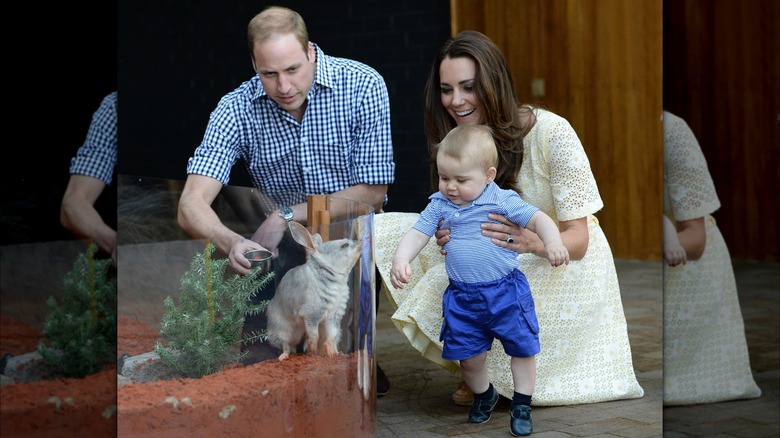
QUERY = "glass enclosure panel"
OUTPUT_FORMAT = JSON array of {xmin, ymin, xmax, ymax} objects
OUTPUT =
[{"xmin": 116, "ymin": 175, "xmax": 376, "ymax": 437}]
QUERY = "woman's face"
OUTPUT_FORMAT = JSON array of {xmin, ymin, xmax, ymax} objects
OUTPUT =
[{"xmin": 439, "ymin": 56, "xmax": 484, "ymax": 126}]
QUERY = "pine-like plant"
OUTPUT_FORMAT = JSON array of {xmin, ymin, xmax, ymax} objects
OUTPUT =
[
  {"xmin": 154, "ymin": 241, "xmax": 274, "ymax": 378},
  {"xmin": 37, "ymin": 242, "xmax": 117, "ymax": 378}
]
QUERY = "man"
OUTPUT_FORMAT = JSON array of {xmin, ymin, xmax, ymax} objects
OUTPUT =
[{"xmin": 177, "ymin": 6, "xmax": 394, "ymax": 395}]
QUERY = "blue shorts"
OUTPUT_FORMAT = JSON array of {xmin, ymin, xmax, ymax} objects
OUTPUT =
[{"xmin": 440, "ymin": 269, "xmax": 540, "ymax": 361}]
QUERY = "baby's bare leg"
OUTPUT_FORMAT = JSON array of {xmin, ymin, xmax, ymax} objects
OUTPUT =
[
  {"xmin": 510, "ymin": 355, "xmax": 536, "ymax": 395},
  {"xmin": 460, "ymin": 351, "xmax": 490, "ymax": 394}
]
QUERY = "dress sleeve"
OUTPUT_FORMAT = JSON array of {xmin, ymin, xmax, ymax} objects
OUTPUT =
[
  {"xmin": 545, "ymin": 115, "xmax": 604, "ymax": 221},
  {"xmin": 662, "ymin": 111, "xmax": 720, "ymax": 221}
]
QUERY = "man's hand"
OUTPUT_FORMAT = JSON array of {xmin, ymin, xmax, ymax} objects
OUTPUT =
[{"xmin": 229, "ymin": 237, "xmax": 267, "ymax": 276}]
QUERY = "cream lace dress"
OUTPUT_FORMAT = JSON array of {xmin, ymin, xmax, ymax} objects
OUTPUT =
[
  {"xmin": 375, "ymin": 109, "xmax": 644, "ymax": 405},
  {"xmin": 662, "ymin": 111, "xmax": 761, "ymax": 405}
]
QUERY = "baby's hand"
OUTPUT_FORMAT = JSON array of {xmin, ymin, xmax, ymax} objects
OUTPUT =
[
  {"xmin": 545, "ymin": 243, "xmax": 570, "ymax": 267},
  {"xmin": 390, "ymin": 262, "xmax": 411, "ymax": 289},
  {"xmin": 664, "ymin": 242, "xmax": 687, "ymax": 267}
]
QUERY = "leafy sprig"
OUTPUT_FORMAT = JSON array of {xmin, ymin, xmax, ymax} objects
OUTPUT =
[
  {"xmin": 37, "ymin": 242, "xmax": 117, "ymax": 378},
  {"xmin": 154, "ymin": 241, "xmax": 274, "ymax": 378}
]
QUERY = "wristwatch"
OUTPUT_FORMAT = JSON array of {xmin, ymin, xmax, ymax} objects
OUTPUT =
[{"xmin": 278, "ymin": 206, "xmax": 294, "ymax": 224}]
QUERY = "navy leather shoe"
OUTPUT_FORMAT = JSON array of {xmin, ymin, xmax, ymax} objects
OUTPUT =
[
  {"xmin": 510, "ymin": 403, "xmax": 533, "ymax": 436},
  {"xmin": 468, "ymin": 386, "xmax": 498, "ymax": 423}
]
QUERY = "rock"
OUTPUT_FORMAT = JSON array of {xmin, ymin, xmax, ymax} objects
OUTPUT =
[
  {"xmin": 118, "ymin": 351, "xmax": 186, "ymax": 383},
  {"xmin": 1, "ymin": 351, "xmax": 65, "ymax": 384},
  {"xmin": 0, "ymin": 374, "xmax": 15, "ymax": 387},
  {"xmin": 0, "ymin": 349, "xmax": 176, "ymax": 388},
  {"xmin": 2, "ymin": 348, "xmax": 219, "ymax": 388},
  {"xmin": 117, "ymin": 373, "xmax": 133, "ymax": 387}
]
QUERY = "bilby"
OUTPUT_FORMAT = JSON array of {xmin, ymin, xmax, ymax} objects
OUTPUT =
[{"xmin": 266, "ymin": 221, "xmax": 362, "ymax": 361}]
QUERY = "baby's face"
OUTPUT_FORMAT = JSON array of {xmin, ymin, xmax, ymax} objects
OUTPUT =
[{"xmin": 436, "ymin": 154, "xmax": 490, "ymax": 206}]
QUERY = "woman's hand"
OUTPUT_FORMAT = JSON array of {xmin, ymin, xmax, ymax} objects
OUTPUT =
[
  {"xmin": 434, "ymin": 220, "xmax": 450, "ymax": 255},
  {"xmin": 482, "ymin": 213, "xmax": 545, "ymax": 256},
  {"xmin": 435, "ymin": 214, "xmax": 545, "ymax": 256}
]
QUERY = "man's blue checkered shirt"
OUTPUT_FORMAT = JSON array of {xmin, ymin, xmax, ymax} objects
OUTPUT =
[
  {"xmin": 69, "ymin": 91, "xmax": 118, "ymax": 185},
  {"xmin": 187, "ymin": 44, "xmax": 395, "ymax": 206}
]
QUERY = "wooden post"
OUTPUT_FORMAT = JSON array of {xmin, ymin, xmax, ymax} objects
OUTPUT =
[{"xmin": 307, "ymin": 195, "xmax": 330, "ymax": 241}]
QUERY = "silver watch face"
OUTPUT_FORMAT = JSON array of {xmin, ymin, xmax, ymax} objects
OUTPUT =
[{"xmin": 279, "ymin": 207, "xmax": 294, "ymax": 222}]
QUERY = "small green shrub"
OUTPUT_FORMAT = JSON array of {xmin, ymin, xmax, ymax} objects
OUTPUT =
[
  {"xmin": 37, "ymin": 242, "xmax": 117, "ymax": 378},
  {"xmin": 154, "ymin": 241, "xmax": 274, "ymax": 378}
]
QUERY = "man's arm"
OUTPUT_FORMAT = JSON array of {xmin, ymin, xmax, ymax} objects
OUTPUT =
[
  {"xmin": 250, "ymin": 183, "xmax": 387, "ymax": 257},
  {"xmin": 178, "ymin": 174, "xmax": 263, "ymax": 275},
  {"xmin": 60, "ymin": 174, "xmax": 117, "ymax": 265},
  {"xmin": 267, "ymin": 183, "xmax": 387, "ymax": 224},
  {"xmin": 346, "ymin": 69, "xmax": 394, "ymax": 211},
  {"xmin": 320, "ymin": 183, "xmax": 388, "ymax": 216}
]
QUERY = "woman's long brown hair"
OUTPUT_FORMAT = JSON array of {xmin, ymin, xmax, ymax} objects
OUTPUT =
[{"xmin": 423, "ymin": 30, "xmax": 534, "ymax": 195}]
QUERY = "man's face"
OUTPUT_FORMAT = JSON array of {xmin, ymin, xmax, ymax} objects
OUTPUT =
[{"xmin": 252, "ymin": 33, "xmax": 316, "ymax": 120}]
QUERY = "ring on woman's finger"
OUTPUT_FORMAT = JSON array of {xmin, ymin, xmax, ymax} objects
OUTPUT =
[{"xmin": 506, "ymin": 235, "xmax": 515, "ymax": 244}]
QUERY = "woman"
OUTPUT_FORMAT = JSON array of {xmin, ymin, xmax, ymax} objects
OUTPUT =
[
  {"xmin": 662, "ymin": 111, "xmax": 760, "ymax": 405},
  {"xmin": 374, "ymin": 30, "xmax": 644, "ymax": 406}
]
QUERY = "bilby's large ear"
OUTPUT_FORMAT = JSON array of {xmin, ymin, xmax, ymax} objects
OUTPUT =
[{"xmin": 288, "ymin": 221, "xmax": 316, "ymax": 252}]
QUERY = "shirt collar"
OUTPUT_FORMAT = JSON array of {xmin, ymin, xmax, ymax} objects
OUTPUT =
[
  {"xmin": 430, "ymin": 181, "xmax": 502, "ymax": 206},
  {"xmin": 311, "ymin": 43, "xmax": 335, "ymax": 89},
  {"xmin": 474, "ymin": 182, "xmax": 502, "ymax": 205}
]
